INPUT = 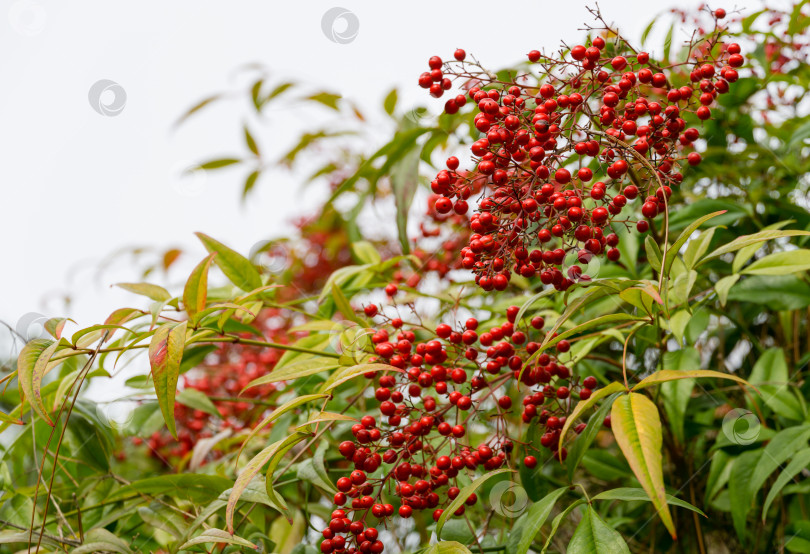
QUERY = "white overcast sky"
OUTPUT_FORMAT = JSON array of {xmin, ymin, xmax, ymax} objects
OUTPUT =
[{"xmin": 1, "ymin": 0, "xmax": 765, "ymax": 341}]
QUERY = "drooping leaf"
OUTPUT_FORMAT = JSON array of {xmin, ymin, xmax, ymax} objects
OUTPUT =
[
  {"xmin": 179, "ymin": 528, "xmax": 258, "ymax": 550},
  {"xmin": 610, "ymin": 392, "xmax": 676, "ymax": 538},
  {"xmin": 742, "ymin": 249, "xmax": 810, "ymax": 275},
  {"xmin": 592, "ymin": 487, "xmax": 705, "ymax": 515},
  {"xmin": 115, "ymin": 282, "xmax": 171, "ymax": 302},
  {"xmin": 17, "ymin": 339, "xmax": 59, "ymax": 426},
  {"xmin": 148, "ymin": 321, "xmax": 188, "ymax": 438},
  {"xmin": 632, "ymin": 369, "xmax": 753, "ymax": 392}
]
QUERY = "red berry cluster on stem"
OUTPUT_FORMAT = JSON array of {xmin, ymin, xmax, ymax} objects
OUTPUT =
[{"xmin": 417, "ymin": 18, "xmax": 744, "ymax": 291}]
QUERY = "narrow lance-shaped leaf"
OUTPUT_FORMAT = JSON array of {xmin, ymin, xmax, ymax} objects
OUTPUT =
[
  {"xmin": 148, "ymin": 321, "xmax": 187, "ymax": 439},
  {"xmin": 116, "ymin": 282, "xmax": 172, "ymax": 302},
  {"xmin": 17, "ymin": 339, "xmax": 59, "ymax": 426},
  {"xmin": 228, "ymin": 431, "xmax": 310, "ymax": 532},
  {"xmin": 183, "ymin": 253, "xmax": 216, "ymax": 318},
  {"xmin": 568, "ymin": 505, "xmax": 631, "ymax": 553},
  {"xmin": 558, "ymin": 381, "xmax": 627, "ymax": 451},
  {"xmin": 435, "ymin": 468, "xmax": 514, "ymax": 535},
  {"xmin": 610, "ymin": 392, "xmax": 676, "ymax": 539},
  {"xmin": 632, "ymin": 369, "xmax": 754, "ymax": 392},
  {"xmin": 664, "ymin": 210, "xmax": 726, "ymax": 276},
  {"xmin": 195, "ymin": 232, "xmax": 262, "ymax": 292}
]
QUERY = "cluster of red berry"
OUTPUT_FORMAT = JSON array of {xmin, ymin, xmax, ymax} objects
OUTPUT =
[
  {"xmin": 417, "ymin": 29, "xmax": 744, "ymax": 291},
  {"xmin": 318, "ymin": 290, "xmax": 599, "ymax": 553}
]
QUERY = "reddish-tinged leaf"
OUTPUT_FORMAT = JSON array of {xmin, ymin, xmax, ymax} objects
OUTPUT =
[
  {"xmin": 17, "ymin": 339, "xmax": 60, "ymax": 426},
  {"xmin": 183, "ymin": 253, "xmax": 216, "ymax": 318},
  {"xmin": 148, "ymin": 321, "xmax": 188, "ymax": 439}
]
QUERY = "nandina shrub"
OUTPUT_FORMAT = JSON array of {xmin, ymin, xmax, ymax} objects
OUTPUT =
[{"xmin": 4, "ymin": 3, "xmax": 810, "ymax": 554}]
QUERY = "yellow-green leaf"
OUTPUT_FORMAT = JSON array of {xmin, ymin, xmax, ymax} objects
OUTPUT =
[
  {"xmin": 632, "ymin": 369, "xmax": 754, "ymax": 392},
  {"xmin": 196, "ymin": 232, "xmax": 262, "ymax": 292},
  {"xmin": 610, "ymin": 392, "xmax": 675, "ymax": 539},
  {"xmin": 116, "ymin": 282, "xmax": 171, "ymax": 302},
  {"xmin": 184, "ymin": 253, "xmax": 216, "ymax": 318},
  {"xmin": 17, "ymin": 339, "xmax": 59, "ymax": 426}
]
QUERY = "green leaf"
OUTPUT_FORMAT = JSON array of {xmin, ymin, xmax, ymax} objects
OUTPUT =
[
  {"xmin": 307, "ymin": 92, "xmax": 342, "ymax": 110},
  {"xmin": 592, "ymin": 487, "xmax": 706, "ymax": 516},
  {"xmin": 391, "ymin": 143, "xmax": 420, "ymax": 254},
  {"xmin": 568, "ymin": 505, "xmax": 631, "ymax": 553},
  {"xmin": 108, "ymin": 474, "xmax": 232, "ymax": 503},
  {"xmin": 632, "ymin": 369, "xmax": 752, "ymax": 392},
  {"xmin": 763, "ymin": 447, "xmax": 810, "ymax": 520},
  {"xmin": 541, "ymin": 499, "xmax": 586, "ymax": 552},
  {"xmin": 700, "ymin": 230, "xmax": 810, "ymax": 264},
  {"xmin": 421, "ymin": 541, "xmax": 473, "ymax": 554},
  {"xmin": 176, "ymin": 94, "xmax": 222, "ymax": 125},
  {"xmin": 184, "ymin": 253, "xmax": 216, "ymax": 318},
  {"xmin": 18, "ymin": 339, "xmax": 60, "ymax": 425},
  {"xmin": 236, "ymin": 393, "xmax": 329, "ymax": 465},
  {"xmin": 508, "ymin": 487, "xmax": 568, "ymax": 554},
  {"xmin": 228, "ymin": 431, "xmax": 310, "ymax": 532},
  {"xmin": 645, "ymin": 236, "xmax": 662, "ymax": 272},
  {"xmin": 351, "ymin": 241, "xmax": 382, "ymax": 265},
  {"xmin": 659, "ymin": 348, "xmax": 700, "ymax": 445},
  {"xmin": 179, "ymin": 528, "xmax": 258, "ymax": 550},
  {"xmin": 71, "ymin": 528, "xmax": 133, "ymax": 554},
  {"xmin": 244, "ymin": 358, "xmax": 340, "ymax": 389},
  {"xmin": 742, "ymin": 249, "xmax": 810, "ymax": 275},
  {"xmin": 320, "ymin": 363, "xmax": 399, "ymax": 393},
  {"xmin": 435, "ymin": 468, "xmax": 515, "ymax": 536},
  {"xmin": 610, "ymin": 392, "xmax": 675, "ymax": 538},
  {"xmin": 727, "ymin": 275, "xmax": 810, "ymax": 310},
  {"xmin": 243, "ymin": 169, "xmax": 261, "ymax": 199},
  {"xmin": 515, "ymin": 288, "xmax": 555, "ymax": 327},
  {"xmin": 115, "ymin": 282, "xmax": 171, "ymax": 302},
  {"xmin": 566, "ymin": 392, "xmax": 620, "ymax": 481},
  {"xmin": 750, "ymin": 425, "xmax": 810, "ymax": 503},
  {"xmin": 732, "ymin": 220, "xmax": 794, "ymax": 273},
  {"xmin": 683, "ymin": 228, "xmax": 716, "ymax": 270},
  {"xmin": 195, "ymin": 232, "xmax": 263, "ymax": 292},
  {"xmin": 729, "ymin": 449, "xmax": 762, "ymax": 544},
  {"xmin": 176, "ymin": 387, "xmax": 219, "ymax": 417},
  {"xmin": 715, "ymin": 274, "xmax": 740, "ymax": 307},
  {"xmin": 750, "ymin": 348, "xmax": 803, "ymax": 420},
  {"xmin": 148, "ymin": 321, "xmax": 187, "ymax": 439},
  {"xmin": 665, "ymin": 210, "xmax": 725, "ymax": 275},
  {"xmin": 383, "ymin": 88, "xmax": 398, "ymax": 116},
  {"xmin": 558, "ymin": 382, "xmax": 627, "ymax": 450},
  {"xmin": 244, "ymin": 124, "xmax": 260, "ymax": 156},
  {"xmin": 195, "ymin": 158, "xmax": 241, "ymax": 170}
]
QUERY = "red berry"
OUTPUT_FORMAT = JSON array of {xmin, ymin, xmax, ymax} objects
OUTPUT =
[
  {"xmin": 454, "ymin": 49, "xmax": 466, "ymax": 61},
  {"xmin": 523, "ymin": 455, "xmax": 537, "ymax": 468}
]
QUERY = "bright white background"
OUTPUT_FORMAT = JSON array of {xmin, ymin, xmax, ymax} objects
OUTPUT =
[{"xmin": 1, "ymin": 0, "xmax": 764, "ymax": 341}]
